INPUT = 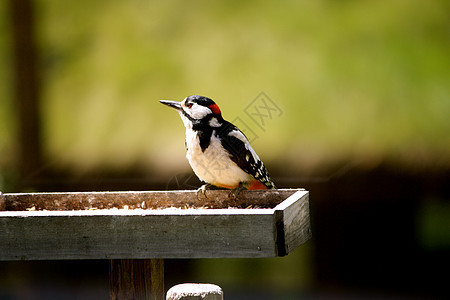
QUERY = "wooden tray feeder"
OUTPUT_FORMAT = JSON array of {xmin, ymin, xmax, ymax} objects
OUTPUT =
[{"xmin": 0, "ymin": 189, "xmax": 311, "ymax": 299}]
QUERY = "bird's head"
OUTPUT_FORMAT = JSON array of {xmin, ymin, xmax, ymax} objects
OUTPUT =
[{"xmin": 160, "ymin": 95, "xmax": 222, "ymax": 127}]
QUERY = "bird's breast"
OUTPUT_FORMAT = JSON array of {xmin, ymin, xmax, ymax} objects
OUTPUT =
[{"xmin": 184, "ymin": 129, "xmax": 251, "ymax": 187}]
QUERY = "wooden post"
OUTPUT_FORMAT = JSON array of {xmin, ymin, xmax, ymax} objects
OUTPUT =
[
  {"xmin": 110, "ymin": 259, "xmax": 164, "ymax": 300},
  {"xmin": 166, "ymin": 283, "xmax": 223, "ymax": 300},
  {"xmin": 9, "ymin": 0, "xmax": 43, "ymax": 189}
]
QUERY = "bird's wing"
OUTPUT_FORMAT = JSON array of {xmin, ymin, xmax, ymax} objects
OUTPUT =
[{"xmin": 216, "ymin": 123, "xmax": 275, "ymax": 188}]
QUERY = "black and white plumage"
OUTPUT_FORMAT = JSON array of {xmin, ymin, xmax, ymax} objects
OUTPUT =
[{"xmin": 160, "ymin": 95, "xmax": 276, "ymax": 191}]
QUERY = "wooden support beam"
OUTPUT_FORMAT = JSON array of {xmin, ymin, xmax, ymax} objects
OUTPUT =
[{"xmin": 110, "ymin": 259, "xmax": 164, "ymax": 300}]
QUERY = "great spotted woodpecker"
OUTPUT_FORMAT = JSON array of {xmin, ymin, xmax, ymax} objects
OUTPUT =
[{"xmin": 160, "ymin": 95, "xmax": 276, "ymax": 194}]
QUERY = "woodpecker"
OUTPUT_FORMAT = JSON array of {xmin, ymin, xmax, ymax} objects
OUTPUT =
[{"xmin": 160, "ymin": 95, "xmax": 276, "ymax": 194}]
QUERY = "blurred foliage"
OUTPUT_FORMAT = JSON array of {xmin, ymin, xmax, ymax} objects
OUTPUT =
[
  {"xmin": 1, "ymin": 0, "xmax": 449, "ymax": 175},
  {"xmin": 191, "ymin": 243, "xmax": 312, "ymax": 293},
  {"xmin": 418, "ymin": 198, "xmax": 450, "ymax": 250}
]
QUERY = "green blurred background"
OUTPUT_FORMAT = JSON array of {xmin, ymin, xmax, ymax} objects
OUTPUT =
[{"xmin": 1, "ymin": 0, "xmax": 449, "ymax": 298}]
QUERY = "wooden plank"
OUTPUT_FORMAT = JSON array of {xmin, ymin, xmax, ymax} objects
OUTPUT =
[
  {"xmin": 3, "ymin": 189, "xmax": 295, "ymax": 211},
  {"xmin": 109, "ymin": 259, "xmax": 164, "ymax": 300},
  {"xmin": 274, "ymin": 190, "xmax": 311, "ymax": 256},
  {"xmin": 0, "ymin": 209, "xmax": 277, "ymax": 260}
]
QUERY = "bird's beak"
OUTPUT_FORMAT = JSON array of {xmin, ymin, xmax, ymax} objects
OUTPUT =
[{"xmin": 160, "ymin": 100, "xmax": 182, "ymax": 111}]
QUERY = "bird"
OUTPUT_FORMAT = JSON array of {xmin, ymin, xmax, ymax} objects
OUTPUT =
[{"xmin": 160, "ymin": 95, "xmax": 276, "ymax": 196}]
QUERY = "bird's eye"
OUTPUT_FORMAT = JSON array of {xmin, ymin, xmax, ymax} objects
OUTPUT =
[{"xmin": 186, "ymin": 103, "xmax": 193, "ymax": 109}]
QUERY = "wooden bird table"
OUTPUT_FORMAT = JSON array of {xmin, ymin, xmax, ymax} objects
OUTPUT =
[{"xmin": 0, "ymin": 189, "xmax": 311, "ymax": 299}]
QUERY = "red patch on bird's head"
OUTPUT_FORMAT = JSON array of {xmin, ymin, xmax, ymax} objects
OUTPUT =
[{"xmin": 208, "ymin": 104, "xmax": 221, "ymax": 115}]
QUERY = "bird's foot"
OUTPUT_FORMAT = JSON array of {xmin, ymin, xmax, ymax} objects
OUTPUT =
[
  {"xmin": 197, "ymin": 183, "xmax": 212, "ymax": 200},
  {"xmin": 229, "ymin": 183, "xmax": 247, "ymax": 200}
]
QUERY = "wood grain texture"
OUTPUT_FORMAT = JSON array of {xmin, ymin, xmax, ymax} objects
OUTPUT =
[
  {"xmin": 3, "ymin": 189, "xmax": 295, "ymax": 211},
  {"xmin": 0, "ymin": 189, "xmax": 310, "ymax": 260},
  {"xmin": 110, "ymin": 259, "xmax": 164, "ymax": 300},
  {"xmin": 0, "ymin": 209, "xmax": 276, "ymax": 260},
  {"xmin": 274, "ymin": 191, "xmax": 312, "ymax": 256}
]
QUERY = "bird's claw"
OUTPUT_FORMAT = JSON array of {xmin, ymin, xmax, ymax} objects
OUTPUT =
[
  {"xmin": 229, "ymin": 183, "xmax": 246, "ymax": 200},
  {"xmin": 196, "ymin": 183, "xmax": 211, "ymax": 200}
]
